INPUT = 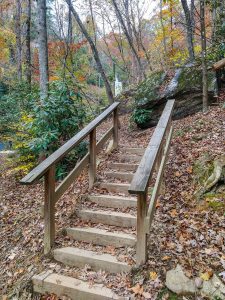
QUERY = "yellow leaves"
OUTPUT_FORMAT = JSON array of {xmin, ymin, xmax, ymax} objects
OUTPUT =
[
  {"xmin": 200, "ymin": 270, "xmax": 213, "ymax": 281},
  {"xmin": 149, "ymin": 271, "xmax": 158, "ymax": 280}
]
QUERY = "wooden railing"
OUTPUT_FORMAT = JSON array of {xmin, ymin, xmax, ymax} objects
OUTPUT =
[
  {"xmin": 129, "ymin": 100, "xmax": 175, "ymax": 266},
  {"xmin": 20, "ymin": 102, "xmax": 120, "ymax": 254}
]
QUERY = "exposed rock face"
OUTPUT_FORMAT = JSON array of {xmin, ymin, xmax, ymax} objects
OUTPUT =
[
  {"xmin": 132, "ymin": 65, "xmax": 216, "ymax": 128},
  {"xmin": 166, "ymin": 265, "xmax": 225, "ymax": 299}
]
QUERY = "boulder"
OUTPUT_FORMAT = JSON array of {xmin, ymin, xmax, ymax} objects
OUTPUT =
[
  {"xmin": 165, "ymin": 264, "xmax": 196, "ymax": 295},
  {"xmin": 132, "ymin": 65, "xmax": 216, "ymax": 128}
]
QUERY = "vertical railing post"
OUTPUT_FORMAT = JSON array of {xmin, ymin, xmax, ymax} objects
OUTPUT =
[
  {"xmin": 44, "ymin": 165, "xmax": 56, "ymax": 254},
  {"xmin": 89, "ymin": 128, "xmax": 96, "ymax": 188},
  {"xmin": 136, "ymin": 192, "xmax": 147, "ymax": 266},
  {"xmin": 112, "ymin": 107, "xmax": 119, "ymax": 149}
]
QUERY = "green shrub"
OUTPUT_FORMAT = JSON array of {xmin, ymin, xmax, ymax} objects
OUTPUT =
[{"xmin": 131, "ymin": 108, "xmax": 152, "ymax": 127}]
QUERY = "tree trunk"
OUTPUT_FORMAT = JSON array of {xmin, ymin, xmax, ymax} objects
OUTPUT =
[
  {"xmin": 37, "ymin": 0, "xmax": 49, "ymax": 100},
  {"xmin": 65, "ymin": 0, "xmax": 114, "ymax": 104},
  {"xmin": 67, "ymin": 5, "xmax": 73, "ymax": 44},
  {"xmin": 200, "ymin": 0, "xmax": 208, "ymax": 112},
  {"xmin": 111, "ymin": 0, "xmax": 146, "ymax": 81},
  {"xmin": 15, "ymin": 0, "xmax": 22, "ymax": 81},
  {"xmin": 181, "ymin": 0, "xmax": 195, "ymax": 61},
  {"xmin": 25, "ymin": 0, "xmax": 32, "ymax": 88}
]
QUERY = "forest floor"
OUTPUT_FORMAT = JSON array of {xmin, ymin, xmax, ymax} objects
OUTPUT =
[{"xmin": 0, "ymin": 104, "xmax": 225, "ymax": 300}]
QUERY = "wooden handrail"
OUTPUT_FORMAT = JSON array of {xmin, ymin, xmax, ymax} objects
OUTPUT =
[
  {"xmin": 20, "ymin": 102, "xmax": 120, "ymax": 254},
  {"xmin": 21, "ymin": 102, "xmax": 119, "ymax": 185},
  {"xmin": 128, "ymin": 100, "xmax": 175, "ymax": 266},
  {"xmin": 129, "ymin": 100, "xmax": 175, "ymax": 194}
]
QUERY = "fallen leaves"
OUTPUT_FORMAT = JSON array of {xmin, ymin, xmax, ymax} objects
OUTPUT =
[
  {"xmin": 200, "ymin": 270, "xmax": 213, "ymax": 281},
  {"xmin": 149, "ymin": 271, "xmax": 158, "ymax": 280}
]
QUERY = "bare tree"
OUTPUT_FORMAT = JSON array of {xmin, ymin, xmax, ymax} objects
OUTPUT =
[
  {"xmin": 37, "ymin": 0, "xmax": 49, "ymax": 99},
  {"xmin": 15, "ymin": 0, "xmax": 22, "ymax": 81},
  {"xmin": 200, "ymin": 0, "xmax": 208, "ymax": 112},
  {"xmin": 65, "ymin": 0, "xmax": 114, "ymax": 104},
  {"xmin": 25, "ymin": 0, "xmax": 32, "ymax": 88},
  {"xmin": 111, "ymin": 0, "xmax": 146, "ymax": 81},
  {"xmin": 181, "ymin": 0, "xmax": 195, "ymax": 61}
]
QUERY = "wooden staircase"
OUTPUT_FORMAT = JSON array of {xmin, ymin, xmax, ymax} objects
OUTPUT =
[
  {"xmin": 21, "ymin": 101, "xmax": 175, "ymax": 299},
  {"xmin": 33, "ymin": 147, "xmax": 140, "ymax": 299}
]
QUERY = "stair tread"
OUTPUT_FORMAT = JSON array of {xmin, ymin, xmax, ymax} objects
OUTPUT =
[
  {"xmin": 78, "ymin": 208, "xmax": 136, "ymax": 218},
  {"xmin": 54, "ymin": 247, "xmax": 132, "ymax": 273},
  {"xmin": 88, "ymin": 194, "xmax": 137, "ymax": 209},
  {"xmin": 67, "ymin": 227, "xmax": 136, "ymax": 247},
  {"xmin": 33, "ymin": 271, "xmax": 124, "ymax": 299}
]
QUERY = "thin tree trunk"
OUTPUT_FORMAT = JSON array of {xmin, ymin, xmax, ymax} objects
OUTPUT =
[
  {"xmin": 200, "ymin": 0, "xmax": 208, "ymax": 112},
  {"xmin": 37, "ymin": 0, "xmax": 49, "ymax": 100},
  {"xmin": 15, "ymin": 0, "xmax": 22, "ymax": 81},
  {"xmin": 25, "ymin": 0, "xmax": 32, "ymax": 88},
  {"xmin": 160, "ymin": 0, "xmax": 167, "ymax": 67},
  {"xmin": 65, "ymin": 0, "xmax": 114, "ymax": 104},
  {"xmin": 67, "ymin": 5, "xmax": 72, "ymax": 44},
  {"xmin": 111, "ymin": 0, "xmax": 146, "ymax": 81},
  {"xmin": 181, "ymin": 0, "xmax": 195, "ymax": 61}
]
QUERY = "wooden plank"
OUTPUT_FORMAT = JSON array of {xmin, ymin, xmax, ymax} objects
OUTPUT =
[
  {"xmin": 55, "ymin": 127, "xmax": 113, "ymax": 202},
  {"xmin": 20, "ymin": 102, "xmax": 120, "ymax": 185},
  {"xmin": 145, "ymin": 126, "xmax": 173, "ymax": 231},
  {"xmin": 136, "ymin": 192, "xmax": 147, "ymax": 266},
  {"xmin": 55, "ymin": 155, "xmax": 89, "ymax": 202},
  {"xmin": 129, "ymin": 100, "xmax": 175, "ymax": 194},
  {"xmin": 89, "ymin": 129, "xmax": 96, "ymax": 188},
  {"xmin": 44, "ymin": 165, "xmax": 55, "ymax": 254},
  {"xmin": 112, "ymin": 107, "xmax": 119, "ymax": 149}
]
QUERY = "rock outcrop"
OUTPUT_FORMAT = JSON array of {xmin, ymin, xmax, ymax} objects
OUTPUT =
[{"xmin": 131, "ymin": 64, "xmax": 216, "ymax": 128}]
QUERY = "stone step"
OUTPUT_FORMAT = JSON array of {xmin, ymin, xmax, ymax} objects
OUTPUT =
[
  {"xmin": 121, "ymin": 148, "xmax": 145, "ymax": 156},
  {"xmin": 108, "ymin": 162, "xmax": 139, "ymax": 172},
  {"xmin": 33, "ymin": 271, "xmax": 124, "ymax": 300},
  {"xmin": 54, "ymin": 247, "xmax": 132, "ymax": 273},
  {"xmin": 99, "ymin": 182, "xmax": 130, "ymax": 195},
  {"xmin": 77, "ymin": 209, "xmax": 136, "ymax": 228},
  {"xmin": 105, "ymin": 171, "xmax": 133, "ymax": 182},
  {"xmin": 88, "ymin": 194, "xmax": 137, "ymax": 208},
  {"xmin": 67, "ymin": 227, "xmax": 136, "ymax": 247}
]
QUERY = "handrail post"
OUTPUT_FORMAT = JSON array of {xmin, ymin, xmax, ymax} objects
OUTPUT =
[
  {"xmin": 89, "ymin": 128, "xmax": 96, "ymax": 188},
  {"xmin": 44, "ymin": 165, "xmax": 56, "ymax": 254},
  {"xmin": 112, "ymin": 107, "xmax": 119, "ymax": 149},
  {"xmin": 136, "ymin": 192, "xmax": 147, "ymax": 266}
]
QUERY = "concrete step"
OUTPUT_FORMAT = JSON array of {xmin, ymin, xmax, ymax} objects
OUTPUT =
[
  {"xmin": 121, "ymin": 148, "xmax": 145, "ymax": 156},
  {"xmin": 77, "ymin": 209, "xmax": 136, "ymax": 228},
  {"xmin": 88, "ymin": 194, "xmax": 137, "ymax": 208},
  {"xmin": 99, "ymin": 182, "xmax": 130, "ymax": 195},
  {"xmin": 67, "ymin": 227, "xmax": 136, "ymax": 247},
  {"xmin": 33, "ymin": 271, "xmax": 124, "ymax": 300},
  {"xmin": 108, "ymin": 162, "xmax": 139, "ymax": 172},
  {"xmin": 118, "ymin": 155, "xmax": 141, "ymax": 163},
  {"xmin": 105, "ymin": 171, "xmax": 133, "ymax": 182},
  {"xmin": 54, "ymin": 247, "xmax": 132, "ymax": 273}
]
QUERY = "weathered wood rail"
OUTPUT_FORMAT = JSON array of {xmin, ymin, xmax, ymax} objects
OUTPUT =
[
  {"xmin": 20, "ymin": 102, "xmax": 119, "ymax": 254},
  {"xmin": 129, "ymin": 99, "xmax": 175, "ymax": 266}
]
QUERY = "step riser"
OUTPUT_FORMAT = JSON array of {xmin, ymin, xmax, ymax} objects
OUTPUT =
[
  {"xmin": 77, "ymin": 210, "xmax": 136, "ymax": 228},
  {"xmin": 122, "ymin": 148, "xmax": 145, "ymax": 155},
  {"xmin": 118, "ymin": 155, "xmax": 141, "ymax": 163},
  {"xmin": 54, "ymin": 248, "xmax": 132, "ymax": 273},
  {"xmin": 33, "ymin": 272, "xmax": 122, "ymax": 300},
  {"xmin": 100, "ymin": 183, "xmax": 130, "ymax": 195},
  {"xmin": 67, "ymin": 228, "xmax": 136, "ymax": 247},
  {"xmin": 89, "ymin": 195, "xmax": 137, "ymax": 208},
  {"xmin": 108, "ymin": 163, "xmax": 139, "ymax": 172},
  {"xmin": 105, "ymin": 172, "xmax": 133, "ymax": 182}
]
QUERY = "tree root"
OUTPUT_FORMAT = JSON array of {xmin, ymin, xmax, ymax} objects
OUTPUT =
[{"xmin": 196, "ymin": 155, "xmax": 225, "ymax": 198}]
